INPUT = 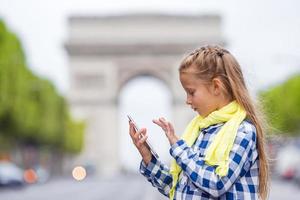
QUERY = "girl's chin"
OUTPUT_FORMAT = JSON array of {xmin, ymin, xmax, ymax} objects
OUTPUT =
[
  {"xmin": 192, "ymin": 109, "xmax": 207, "ymax": 117},
  {"xmin": 195, "ymin": 110, "xmax": 202, "ymax": 115},
  {"xmin": 196, "ymin": 110, "xmax": 209, "ymax": 117}
]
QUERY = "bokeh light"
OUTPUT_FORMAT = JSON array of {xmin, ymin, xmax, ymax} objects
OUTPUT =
[
  {"xmin": 72, "ymin": 166, "xmax": 86, "ymax": 181},
  {"xmin": 24, "ymin": 169, "xmax": 38, "ymax": 184}
]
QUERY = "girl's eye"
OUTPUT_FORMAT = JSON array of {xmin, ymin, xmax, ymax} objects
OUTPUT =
[{"xmin": 188, "ymin": 91, "xmax": 195, "ymax": 96}]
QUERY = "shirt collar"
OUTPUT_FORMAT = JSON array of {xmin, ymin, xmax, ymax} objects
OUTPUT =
[{"xmin": 202, "ymin": 123, "xmax": 224, "ymax": 134}]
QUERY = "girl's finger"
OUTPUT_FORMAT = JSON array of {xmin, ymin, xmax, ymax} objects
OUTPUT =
[
  {"xmin": 168, "ymin": 122, "xmax": 175, "ymax": 134},
  {"xmin": 159, "ymin": 117, "xmax": 167, "ymax": 123},
  {"xmin": 129, "ymin": 122, "xmax": 135, "ymax": 137},
  {"xmin": 153, "ymin": 119, "xmax": 163, "ymax": 125},
  {"xmin": 136, "ymin": 134, "xmax": 148, "ymax": 147},
  {"xmin": 152, "ymin": 119, "xmax": 163, "ymax": 127},
  {"xmin": 160, "ymin": 117, "xmax": 166, "ymax": 121},
  {"xmin": 152, "ymin": 119, "xmax": 160, "ymax": 125},
  {"xmin": 134, "ymin": 128, "xmax": 146, "ymax": 143},
  {"xmin": 153, "ymin": 119, "xmax": 167, "ymax": 130},
  {"xmin": 159, "ymin": 118, "xmax": 169, "ymax": 127},
  {"xmin": 132, "ymin": 129, "xmax": 140, "ymax": 142},
  {"xmin": 129, "ymin": 122, "xmax": 140, "ymax": 141},
  {"xmin": 166, "ymin": 122, "xmax": 171, "ymax": 136},
  {"xmin": 160, "ymin": 118, "xmax": 171, "ymax": 132}
]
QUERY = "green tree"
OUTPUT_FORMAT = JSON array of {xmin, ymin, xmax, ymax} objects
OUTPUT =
[
  {"xmin": 260, "ymin": 74, "xmax": 300, "ymax": 135},
  {"xmin": 0, "ymin": 19, "xmax": 85, "ymax": 153}
]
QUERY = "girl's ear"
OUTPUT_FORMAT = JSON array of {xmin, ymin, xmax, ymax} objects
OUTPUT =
[{"xmin": 211, "ymin": 78, "xmax": 223, "ymax": 96}]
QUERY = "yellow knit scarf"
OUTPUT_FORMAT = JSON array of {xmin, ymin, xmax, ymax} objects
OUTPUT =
[{"xmin": 169, "ymin": 101, "xmax": 246, "ymax": 199}]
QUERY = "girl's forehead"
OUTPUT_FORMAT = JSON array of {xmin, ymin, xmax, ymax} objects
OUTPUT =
[
  {"xmin": 180, "ymin": 71, "xmax": 210, "ymax": 88},
  {"xmin": 180, "ymin": 72, "xmax": 199, "ymax": 85},
  {"xmin": 180, "ymin": 70, "xmax": 198, "ymax": 79}
]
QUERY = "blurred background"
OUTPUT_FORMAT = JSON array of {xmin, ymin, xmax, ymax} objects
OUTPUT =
[{"xmin": 0, "ymin": 0, "xmax": 300, "ymax": 199}]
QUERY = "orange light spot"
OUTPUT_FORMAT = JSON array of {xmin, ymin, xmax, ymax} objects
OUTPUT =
[{"xmin": 24, "ymin": 169, "xmax": 38, "ymax": 184}]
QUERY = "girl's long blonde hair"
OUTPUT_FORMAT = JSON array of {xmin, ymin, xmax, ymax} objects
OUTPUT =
[{"xmin": 179, "ymin": 45, "xmax": 269, "ymax": 200}]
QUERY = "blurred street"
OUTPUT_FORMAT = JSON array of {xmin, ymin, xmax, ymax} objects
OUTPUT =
[
  {"xmin": 1, "ymin": 1, "xmax": 300, "ymax": 200},
  {"xmin": 0, "ymin": 174, "xmax": 299, "ymax": 200}
]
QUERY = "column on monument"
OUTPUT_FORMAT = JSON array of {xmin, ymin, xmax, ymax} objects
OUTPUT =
[{"xmin": 69, "ymin": 59, "xmax": 120, "ymax": 176}]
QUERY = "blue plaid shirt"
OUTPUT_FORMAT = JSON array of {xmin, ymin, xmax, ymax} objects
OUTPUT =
[{"xmin": 140, "ymin": 120, "xmax": 259, "ymax": 200}]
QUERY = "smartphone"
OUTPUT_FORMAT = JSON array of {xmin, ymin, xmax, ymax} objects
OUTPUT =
[{"xmin": 127, "ymin": 115, "xmax": 159, "ymax": 159}]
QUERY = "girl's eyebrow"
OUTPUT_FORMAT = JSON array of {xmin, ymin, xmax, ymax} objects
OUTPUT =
[
  {"xmin": 185, "ymin": 87, "xmax": 195, "ymax": 91},
  {"xmin": 183, "ymin": 87, "xmax": 195, "ymax": 93}
]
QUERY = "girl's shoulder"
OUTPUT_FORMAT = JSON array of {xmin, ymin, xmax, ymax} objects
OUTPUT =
[
  {"xmin": 239, "ymin": 119, "xmax": 256, "ymax": 133},
  {"xmin": 237, "ymin": 119, "xmax": 257, "ymax": 143}
]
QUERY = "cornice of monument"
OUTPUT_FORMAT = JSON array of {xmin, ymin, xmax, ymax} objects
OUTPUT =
[
  {"xmin": 65, "ymin": 41, "xmax": 225, "ymax": 56},
  {"xmin": 68, "ymin": 13, "xmax": 221, "ymax": 22}
]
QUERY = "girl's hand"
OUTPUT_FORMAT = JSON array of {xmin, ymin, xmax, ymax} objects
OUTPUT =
[
  {"xmin": 152, "ymin": 117, "xmax": 179, "ymax": 145},
  {"xmin": 128, "ymin": 122, "xmax": 152, "ymax": 165}
]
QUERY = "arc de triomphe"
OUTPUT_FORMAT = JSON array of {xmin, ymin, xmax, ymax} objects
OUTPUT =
[{"xmin": 65, "ymin": 14, "xmax": 224, "ymax": 176}]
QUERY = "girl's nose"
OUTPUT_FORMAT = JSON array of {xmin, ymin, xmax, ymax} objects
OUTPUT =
[{"xmin": 186, "ymin": 99, "xmax": 192, "ymax": 105}]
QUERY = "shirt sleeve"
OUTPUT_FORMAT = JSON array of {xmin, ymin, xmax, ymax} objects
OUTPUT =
[
  {"xmin": 169, "ymin": 123, "xmax": 257, "ymax": 198},
  {"xmin": 139, "ymin": 155, "xmax": 173, "ymax": 197}
]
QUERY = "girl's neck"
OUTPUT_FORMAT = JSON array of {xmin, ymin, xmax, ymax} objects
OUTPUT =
[{"xmin": 217, "ymin": 97, "xmax": 233, "ymax": 111}]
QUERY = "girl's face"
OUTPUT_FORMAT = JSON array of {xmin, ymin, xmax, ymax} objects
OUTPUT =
[{"xmin": 179, "ymin": 70, "xmax": 225, "ymax": 117}]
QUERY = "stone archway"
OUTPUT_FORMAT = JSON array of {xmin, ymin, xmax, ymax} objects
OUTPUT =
[
  {"xmin": 118, "ymin": 75, "xmax": 173, "ymax": 172},
  {"xmin": 65, "ymin": 14, "xmax": 224, "ymax": 176}
]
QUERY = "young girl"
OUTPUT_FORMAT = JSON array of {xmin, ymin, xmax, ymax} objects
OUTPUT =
[{"xmin": 128, "ymin": 45, "xmax": 269, "ymax": 200}]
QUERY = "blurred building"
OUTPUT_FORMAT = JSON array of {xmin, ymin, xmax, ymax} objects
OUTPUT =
[{"xmin": 65, "ymin": 14, "xmax": 225, "ymax": 176}]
